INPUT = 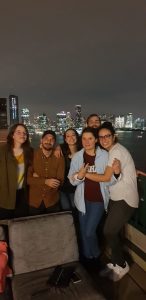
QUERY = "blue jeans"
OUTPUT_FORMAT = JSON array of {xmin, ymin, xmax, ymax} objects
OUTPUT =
[{"xmin": 79, "ymin": 200, "xmax": 104, "ymax": 259}]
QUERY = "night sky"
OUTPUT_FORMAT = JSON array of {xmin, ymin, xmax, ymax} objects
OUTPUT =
[{"xmin": 0, "ymin": 0, "xmax": 146, "ymax": 119}]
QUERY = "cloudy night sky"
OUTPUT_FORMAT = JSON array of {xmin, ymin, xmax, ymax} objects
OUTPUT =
[{"xmin": 0, "ymin": 0, "xmax": 146, "ymax": 119}]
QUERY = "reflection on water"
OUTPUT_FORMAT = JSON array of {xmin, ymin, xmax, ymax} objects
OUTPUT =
[{"xmin": 31, "ymin": 131, "xmax": 146, "ymax": 171}]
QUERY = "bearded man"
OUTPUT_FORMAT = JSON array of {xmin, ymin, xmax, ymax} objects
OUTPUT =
[{"xmin": 27, "ymin": 130, "xmax": 65, "ymax": 215}]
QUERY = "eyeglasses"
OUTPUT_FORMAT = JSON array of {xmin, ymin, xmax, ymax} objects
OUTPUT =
[{"xmin": 98, "ymin": 134, "xmax": 112, "ymax": 140}]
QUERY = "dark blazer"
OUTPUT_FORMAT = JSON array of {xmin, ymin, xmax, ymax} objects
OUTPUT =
[{"xmin": 0, "ymin": 144, "xmax": 33, "ymax": 209}]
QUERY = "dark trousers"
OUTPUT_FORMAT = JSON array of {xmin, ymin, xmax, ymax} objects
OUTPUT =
[
  {"xmin": 103, "ymin": 199, "xmax": 135, "ymax": 266},
  {"xmin": 60, "ymin": 192, "xmax": 75, "ymax": 211},
  {"xmin": 14, "ymin": 189, "xmax": 28, "ymax": 218},
  {"xmin": 0, "ymin": 189, "xmax": 28, "ymax": 220},
  {"xmin": 29, "ymin": 201, "xmax": 61, "ymax": 216},
  {"xmin": 0, "ymin": 189, "xmax": 28, "ymax": 245}
]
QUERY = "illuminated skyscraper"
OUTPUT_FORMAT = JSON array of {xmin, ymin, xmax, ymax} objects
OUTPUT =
[
  {"xmin": 0, "ymin": 98, "xmax": 8, "ymax": 129},
  {"xmin": 9, "ymin": 95, "xmax": 19, "ymax": 125},
  {"xmin": 37, "ymin": 113, "xmax": 49, "ymax": 131},
  {"xmin": 125, "ymin": 113, "xmax": 133, "ymax": 128},
  {"xmin": 75, "ymin": 104, "xmax": 82, "ymax": 128},
  {"xmin": 21, "ymin": 108, "xmax": 30, "ymax": 125},
  {"xmin": 115, "ymin": 115, "xmax": 125, "ymax": 128},
  {"xmin": 66, "ymin": 112, "xmax": 74, "ymax": 128},
  {"xmin": 56, "ymin": 111, "xmax": 66, "ymax": 133},
  {"xmin": 134, "ymin": 117, "xmax": 145, "ymax": 130}
]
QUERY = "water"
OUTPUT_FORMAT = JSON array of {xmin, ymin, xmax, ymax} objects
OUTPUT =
[
  {"xmin": 117, "ymin": 130, "xmax": 146, "ymax": 171},
  {"xmin": 31, "ymin": 130, "xmax": 146, "ymax": 172}
]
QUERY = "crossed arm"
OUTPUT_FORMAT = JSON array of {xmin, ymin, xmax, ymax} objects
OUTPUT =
[{"xmin": 74, "ymin": 159, "xmax": 121, "ymax": 183}]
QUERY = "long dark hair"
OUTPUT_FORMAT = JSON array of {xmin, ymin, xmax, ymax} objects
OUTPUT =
[
  {"xmin": 61, "ymin": 128, "xmax": 81, "ymax": 157},
  {"xmin": 97, "ymin": 121, "xmax": 118, "ymax": 147},
  {"xmin": 7, "ymin": 123, "xmax": 33, "ymax": 164}
]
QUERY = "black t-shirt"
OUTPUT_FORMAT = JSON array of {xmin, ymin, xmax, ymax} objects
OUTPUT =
[{"xmin": 60, "ymin": 144, "xmax": 76, "ymax": 194}]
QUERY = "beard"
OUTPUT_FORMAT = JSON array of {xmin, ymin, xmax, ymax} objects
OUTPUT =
[{"xmin": 42, "ymin": 143, "xmax": 53, "ymax": 151}]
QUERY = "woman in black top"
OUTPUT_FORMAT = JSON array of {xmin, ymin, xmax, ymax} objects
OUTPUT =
[{"xmin": 60, "ymin": 128, "xmax": 81, "ymax": 211}]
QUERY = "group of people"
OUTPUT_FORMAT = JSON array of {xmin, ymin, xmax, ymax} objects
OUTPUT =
[
  {"xmin": 0, "ymin": 125, "xmax": 64, "ymax": 219},
  {"xmin": 0, "ymin": 113, "xmax": 140, "ymax": 283}
]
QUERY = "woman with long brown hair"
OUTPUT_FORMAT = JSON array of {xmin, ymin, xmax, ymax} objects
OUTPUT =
[
  {"xmin": 0, "ymin": 123, "xmax": 33, "ymax": 219},
  {"xmin": 86, "ymin": 122, "xmax": 139, "ymax": 281},
  {"xmin": 60, "ymin": 128, "xmax": 81, "ymax": 210}
]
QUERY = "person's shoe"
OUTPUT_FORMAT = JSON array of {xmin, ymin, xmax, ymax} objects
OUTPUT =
[
  {"xmin": 109, "ymin": 262, "xmax": 130, "ymax": 282},
  {"xmin": 99, "ymin": 262, "xmax": 115, "ymax": 277}
]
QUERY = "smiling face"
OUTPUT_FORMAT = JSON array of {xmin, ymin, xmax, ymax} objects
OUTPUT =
[
  {"xmin": 98, "ymin": 128, "xmax": 115, "ymax": 151},
  {"xmin": 41, "ymin": 134, "xmax": 56, "ymax": 152},
  {"xmin": 13, "ymin": 125, "xmax": 27, "ymax": 147},
  {"xmin": 87, "ymin": 115, "xmax": 101, "ymax": 128},
  {"xmin": 82, "ymin": 131, "xmax": 97, "ymax": 153},
  {"xmin": 65, "ymin": 129, "xmax": 78, "ymax": 146}
]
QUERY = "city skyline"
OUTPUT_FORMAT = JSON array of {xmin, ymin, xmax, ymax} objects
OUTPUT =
[
  {"xmin": 21, "ymin": 105, "xmax": 145, "ymax": 121},
  {"xmin": 0, "ymin": 1, "xmax": 146, "ymax": 118},
  {"xmin": 21, "ymin": 106, "xmax": 145, "ymax": 127},
  {"xmin": 1, "ymin": 96, "xmax": 146, "ymax": 126},
  {"xmin": 20, "ymin": 106, "xmax": 146, "ymax": 136},
  {"xmin": 0, "ymin": 97, "xmax": 145, "ymax": 135}
]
